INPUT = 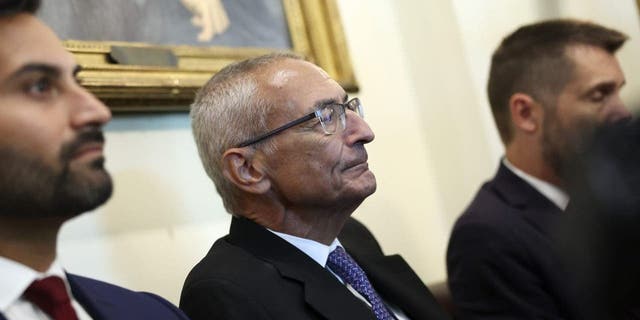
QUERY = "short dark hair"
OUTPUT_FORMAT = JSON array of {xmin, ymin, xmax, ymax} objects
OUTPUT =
[
  {"xmin": 0, "ymin": 0, "xmax": 40, "ymax": 17},
  {"xmin": 487, "ymin": 19, "xmax": 627, "ymax": 144}
]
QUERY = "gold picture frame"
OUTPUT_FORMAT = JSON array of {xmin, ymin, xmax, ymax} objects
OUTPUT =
[{"xmin": 63, "ymin": 0, "xmax": 357, "ymax": 112}]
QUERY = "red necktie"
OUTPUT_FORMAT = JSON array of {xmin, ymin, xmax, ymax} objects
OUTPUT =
[{"xmin": 23, "ymin": 276, "xmax": 79, "ymax": 320}]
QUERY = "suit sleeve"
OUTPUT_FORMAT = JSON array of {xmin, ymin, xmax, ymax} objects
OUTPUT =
[
  {"xmin": 447, "ymin": 222, "xmax": 565, "ymax": 320},
  {"xmin": 139, "ymin": 292, "xmax": 191, "ymax": 320},
  {"xmin": 180, "ymin": 279, "xmax": 273, "ymax": 320}
]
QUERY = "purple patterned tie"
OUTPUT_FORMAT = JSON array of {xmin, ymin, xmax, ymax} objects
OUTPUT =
[{"xmin": 327, "ymin": 246, "xmax": 395, "ymax": 320}]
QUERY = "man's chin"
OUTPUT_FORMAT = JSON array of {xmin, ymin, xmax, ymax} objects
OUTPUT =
[
  {"xmin": 54, "ymin": 169, "xmax": 113, "ymax": 216},
  {"xmin": 350, "ymin": 171, "xmax": 377, "ymax": 200}
]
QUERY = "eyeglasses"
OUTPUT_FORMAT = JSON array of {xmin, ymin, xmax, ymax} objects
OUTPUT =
[{"xmin": 236, "ymin": 97, "xmax": 364, "ymax": 148}]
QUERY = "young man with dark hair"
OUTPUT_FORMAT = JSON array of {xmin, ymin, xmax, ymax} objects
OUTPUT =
[
  {"xmin": 447, "ymin": 19, "xmax": 631, "ymax": 319},
  {"xmin": 0, "ymin": 1, "xmax": 189, "ymax": 319}
]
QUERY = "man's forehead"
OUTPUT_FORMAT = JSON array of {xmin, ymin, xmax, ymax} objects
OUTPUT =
[
  {"xmin": 258, "ymin": 59, "xmax": 338, "ymax": 111},
  {"xmin": 268, "ymin": 68, "xmax": 300, "ymax": 88},
  {"xmin": 0, "ymin": 14, "xmax": 75, "ymax": 78},
  {"xmin": 264, "ymin": 59, "xmax": 330, "ymax": 87},
  {"xmin": 564, "ymin": 44, "xmax": 624, "ymax": 88}
]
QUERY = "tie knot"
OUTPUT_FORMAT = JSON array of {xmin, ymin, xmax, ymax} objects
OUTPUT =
[
  {"xmin": 26, "ymin": 276, "xmax": 70, "ymax": 304},
  {"xmin": 328, "ymin": 246, "xmax": 350, "ymax": 265},
  {"xmin": 24, "ymin": 276, "xmax": 78, "ymax": 320}
]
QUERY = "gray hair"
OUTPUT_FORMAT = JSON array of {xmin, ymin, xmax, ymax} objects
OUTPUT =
[{"xmin": 190, "ymin": 52, "xmax": 303, "ymax": 213}]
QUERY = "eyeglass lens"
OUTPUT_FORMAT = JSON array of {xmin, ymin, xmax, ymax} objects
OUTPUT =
[{"xmin": 317, "ymin": 98, "xmax": 363, "ymax": 135}]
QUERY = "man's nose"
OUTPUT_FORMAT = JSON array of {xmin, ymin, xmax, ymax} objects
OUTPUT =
[
  {"xmin": 69, "ymin": 85, "xmax": 112, "ymax": 129},
  {"xmin": 605, "ymin": 97, "xmax": 632, "ymax": 123},
  {"xmin": 343, "ymin": 109, "xmax": 375, "ymax": 146}
]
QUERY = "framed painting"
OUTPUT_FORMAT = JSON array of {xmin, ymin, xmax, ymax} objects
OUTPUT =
[{"xmin": 38, "ymin": 0, "xmax": 357, "ymax": 112}]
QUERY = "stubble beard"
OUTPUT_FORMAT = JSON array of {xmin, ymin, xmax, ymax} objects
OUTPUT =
[
  {"xmin": 0, "ymin": 130, "xmax": 113, "ymax": 219},
  {"xmin": 541, "ymin": 111, "xmax": 597, "ymax": 187}
]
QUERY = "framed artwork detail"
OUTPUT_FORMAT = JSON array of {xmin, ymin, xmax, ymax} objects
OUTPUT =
[{"xmin": 40, "ymin": 0, "xmax": 357, "ymax": 112}]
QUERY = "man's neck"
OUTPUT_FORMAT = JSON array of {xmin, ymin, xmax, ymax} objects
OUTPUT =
[
  {"xmin": 242, "ymin": 205, "xmax": 354, "ymax": 246},
  {"xmin": 506, "ymin": 144, "xmax": 563, "ymax": 188},
  {"xmin": 0, "ymin": 217, "xmax": 63, "ymax": 272}
]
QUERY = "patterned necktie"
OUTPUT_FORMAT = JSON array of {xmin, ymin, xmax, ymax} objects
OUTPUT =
[
  {"xmin": 327, "ymin": 246, "xmax": 395, "ymax": 320},
  {"xmin": 23, "ymin": 276, "xmax": 79, "ymax": 320}
]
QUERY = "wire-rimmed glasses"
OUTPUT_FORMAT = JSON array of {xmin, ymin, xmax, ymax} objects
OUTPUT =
[{"xmin": 236, "ymin": 97, "xmax": 364, "ymax": 148}]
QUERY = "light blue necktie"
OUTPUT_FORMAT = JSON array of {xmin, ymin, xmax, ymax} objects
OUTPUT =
[{"xmin": 327, "ymin": 246, "xmax": 395, "ymax": 320}]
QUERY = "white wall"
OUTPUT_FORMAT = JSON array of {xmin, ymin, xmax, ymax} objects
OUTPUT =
[{"xmin": 58, "ymin": 0, "xmax": 640, "ymax": 305}]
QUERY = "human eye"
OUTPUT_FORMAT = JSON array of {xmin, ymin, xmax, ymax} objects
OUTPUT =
[
  {"xmin": 588, "ymin": 89, "xmax": 606, "ymax": 102},
  {"xmin": 24, "ymin": 76, "xmax": 58, "ymax": 99},
  {"xmin": 318, "ymin": 106, "xmax": 336, "ymax": 124},
  {"xmin": 587, "ymin": 85, "xmax": 615, "ymax": 103}
]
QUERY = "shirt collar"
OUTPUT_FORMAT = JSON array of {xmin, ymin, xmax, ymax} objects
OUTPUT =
[
  {"xmin": 0, "ymin": 256, "xmax": 71, "ymax": 312},
  {"xmin": 268, "ymin": 229, "xmax": 341, "ymax": 267},
  {"xmin": 503, "ymin": 158, "xmax": 569, "ymax": 210}
]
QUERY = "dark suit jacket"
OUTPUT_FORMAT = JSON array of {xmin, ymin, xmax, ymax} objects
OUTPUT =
[
  {"xmin": 0, "ymin": 273, "xmax": 189, "ymax": 320},
  {"xmin": 446, "ymin": 163, "xmax": 578, "ymax": 319},
  {"xmin": 180, "ymin": 216, "xmax": 449, "ymax": 320}
]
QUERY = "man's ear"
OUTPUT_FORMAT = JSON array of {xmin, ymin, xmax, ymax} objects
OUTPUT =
[
  {"xmin": 509, "ymin": 93, "xmax": 543, "ymax": 134},
  {"xmin": 221, "ymin": 148, "xmax": 271, "ymax": 194}
]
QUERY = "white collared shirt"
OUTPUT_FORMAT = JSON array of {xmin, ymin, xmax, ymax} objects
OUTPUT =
[
  {"xmin": 503, "ymin": 158, "xmax": 569, "ymax": 210},
  {"xmin": 269, "ymin": 229, "xmax": 409, "ymax": 320},
  {"xmin": 0, "ymin": 256, "xmax": 92, "ymax": 320}
]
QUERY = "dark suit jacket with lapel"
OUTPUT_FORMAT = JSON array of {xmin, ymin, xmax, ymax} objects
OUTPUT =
[
  {"xmin": 180, "ymin": 216, "xmax": 449, "ymax": 320},
  {"xmin": 0, "ymin": 273, "xmax": 189, "ymax": 320},
  {"xmin": 446, "ymin": 163, "xmax": 578, "ymax": 319}
]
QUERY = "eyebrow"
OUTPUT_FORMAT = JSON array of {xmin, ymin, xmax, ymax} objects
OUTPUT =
[
  {"xmin": 583, "ymin": 79, "xmax": 625, "ymax": 98},
  {"xmin": 8, "ymin": 63, "xmax": 60, "ymax": 81},
  {"xmin": 311, "ymin": 93, "xmax": 349, "ymax": 110},
  {"xmin": 6, "ymin": 63, "xmax": 81, "ymax": 82}
]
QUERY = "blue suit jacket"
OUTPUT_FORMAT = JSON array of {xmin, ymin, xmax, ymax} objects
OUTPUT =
[
  {"xmin": 447, "ymin": 163, "xmax": 579, "ymax": 319},
  {"xmin": 0, "ymin": 273, "xmax": 189, "ymax": 320}
]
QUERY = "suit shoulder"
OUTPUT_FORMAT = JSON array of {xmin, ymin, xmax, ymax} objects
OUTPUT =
[
  {"xmin": 180, "ymin": 238, "xmax": 309, "ymax": 320},
  {"xmin": 67, "ymin": 273, "xmax": 188, "ymax": 320},
  {"xmin": 183, "ymin": 236, "xmax": 280, "ymax": 288},
  {"xmin": 453, "ymin": 180, "xmax": 524, "ymax": 232}
]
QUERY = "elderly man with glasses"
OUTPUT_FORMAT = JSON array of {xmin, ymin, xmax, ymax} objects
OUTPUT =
[{"xmin": 180, "ymin": 53, "xmax": 449, "ymax": 320}]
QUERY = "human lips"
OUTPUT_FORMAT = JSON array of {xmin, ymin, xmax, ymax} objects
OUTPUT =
[
  {"xmin": 343, "ymin": 154, "xmax": 369, "ymax": 172},
  {"xmin": 71, "ymin": 142, "xmax": 104, "ymax": 160},
  {"xmin": 61, "ymin": 129, "xmax": 106, "ymax": 162}
]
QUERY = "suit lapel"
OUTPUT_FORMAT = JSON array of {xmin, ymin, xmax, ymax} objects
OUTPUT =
[
  {"xmin": 492, "ymin": 163, "xmax": 564, "ymax": 238},
  {"xmin": 227, "ymin": 217, "xmax": 376, "ymax": 320},
  {"xmin": 67, "ymin": 273, "xmax": 110, "ymax": 320},
  {"xmin": 350, "ymin": 252, "xmax": 449, "ymax": 320}
]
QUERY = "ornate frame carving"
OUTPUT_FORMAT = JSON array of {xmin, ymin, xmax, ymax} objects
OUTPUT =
[{"xmin": 66, "ymin": 0, "xmax": 357, "ymax": 112}]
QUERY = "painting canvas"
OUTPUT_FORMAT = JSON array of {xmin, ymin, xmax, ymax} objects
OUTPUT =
[{"xmin": 39, "ymin": 0, "xmax": 291, "ymax": 48}]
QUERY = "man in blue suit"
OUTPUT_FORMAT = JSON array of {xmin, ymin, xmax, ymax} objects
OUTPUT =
[
  {"xmin": 447, "ymin": 19, "xmax": 632, "ymax": 319},
  {"xmin": 0, "ymin": 1, "xmax": 189, "ymax": 319}
]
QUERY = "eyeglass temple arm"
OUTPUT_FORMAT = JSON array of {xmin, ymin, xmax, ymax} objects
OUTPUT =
[{"xmin": 236, "ymin": 112, "xmax": 316, "ymax": 148}]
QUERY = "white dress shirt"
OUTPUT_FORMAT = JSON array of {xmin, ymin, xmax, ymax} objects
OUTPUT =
[
  {"xmin": 269, "ymin": 229, "xmax": 409, "ymax": 320},
  {"xmin": 503, "ymin": 158, "xmax": 569, "ymax": 210},
  {"xmin": 0, "ymin": 256, "xmax": 92, "ymax": 320}
]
